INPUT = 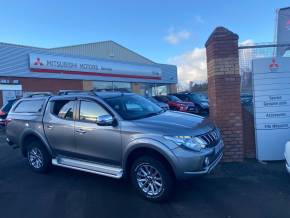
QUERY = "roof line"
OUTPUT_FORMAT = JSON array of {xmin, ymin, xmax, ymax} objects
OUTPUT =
[
  {"xmin": 0, "ymin": 40, "xmax": 157, "ymax": 65},
  {"xmin": 109, "ymin": 41, "xmax": 155, "ymax": 64},
  {"xmin": 50, "ymin": 40, "xmax": 155, "ymax": 64},
  {"xmin": 280, "ymin": 7, "xmax": 290, "ymax": 11},
  {"xmin": 49, "ymin": 40, "xmax": 112, "ymax": 49},
  {"xmin": 0, "ymin": 42, "xmax": 45, "ymax": 49}
]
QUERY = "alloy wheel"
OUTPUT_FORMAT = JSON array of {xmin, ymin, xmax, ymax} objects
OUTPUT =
[
  {"xmin": 136, "ymin": 164, "xmax": 163, "ymax": 196},
  {"xmin": 28, "ymin": 147, "xmax": 44, "ymax": 169}
]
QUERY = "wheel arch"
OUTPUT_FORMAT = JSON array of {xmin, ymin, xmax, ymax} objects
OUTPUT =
[
  {"xmin": 20, "ymin": 131, "xmax": 52, "ymax": 157},
  {"xmin": 124, "ymin": 144, "xmax": 177, "ymax": 179}
]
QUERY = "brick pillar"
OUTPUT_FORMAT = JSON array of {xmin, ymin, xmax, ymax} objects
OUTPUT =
[{"xmin": 205, "ymin": 27, "xmax": 244, "ymax": 162}]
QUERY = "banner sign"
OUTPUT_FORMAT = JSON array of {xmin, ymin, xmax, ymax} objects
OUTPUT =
[
  {"xmin": 29, "ymin": 53, "xmax": 162, "ymax": 80},
  {"xmin": 276, "ymin": 7, "xmax": 290, "ymax": 56},
  {"xmin": 252, "ymin": 57, "xmax": 290, "ymax": 160}
]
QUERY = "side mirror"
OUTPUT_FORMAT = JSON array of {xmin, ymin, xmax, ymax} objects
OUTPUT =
[{"xmin": 96, "ymin": 115, "xmax": 114, "ymax": 126}]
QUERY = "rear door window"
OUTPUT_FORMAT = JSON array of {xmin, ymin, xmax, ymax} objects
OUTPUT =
[
  {"xmin": 51, "ymin": 100, "xmax": 75, "ymax": 120},
  {"xmin": 14, "ymin": 100, "xmax": 44, "ymax": 113}
]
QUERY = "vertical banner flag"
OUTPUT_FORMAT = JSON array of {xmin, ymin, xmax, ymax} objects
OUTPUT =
[{"xmin": 277, "ymin": 7, "xmax": 290, "ymax": 56}]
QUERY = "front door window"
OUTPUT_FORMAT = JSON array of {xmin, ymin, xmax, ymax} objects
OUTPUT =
[{"xmin": 79, "ymin": 101, "xmax": 109, "ymax": 123}]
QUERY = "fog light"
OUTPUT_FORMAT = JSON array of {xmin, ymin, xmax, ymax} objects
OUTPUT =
[{"xmin": 204, "ymin": 157, "xmax": 210, "ymax": 166}]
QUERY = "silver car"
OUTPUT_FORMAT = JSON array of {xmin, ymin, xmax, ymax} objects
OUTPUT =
[{"xmin": 6, "ymin": 92, "xmax": 223, "ymax": 201}]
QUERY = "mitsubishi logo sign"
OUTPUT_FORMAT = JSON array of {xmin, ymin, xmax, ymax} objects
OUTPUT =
[
  {"xmin": 269, "ymin": 58, "xmax": 279, "ymax": 72},
  {"xmin": 29, "ymin": 53, "xmax": 162, "ymax": 80},
  {"xmin": 34, "ymin": 58, "xmax": 43, "ymax": 66}
]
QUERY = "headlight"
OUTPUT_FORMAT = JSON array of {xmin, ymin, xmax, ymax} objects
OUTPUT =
[{"xmin": 164, "ymin": 136, "xmax": 207, "ymax": 151}]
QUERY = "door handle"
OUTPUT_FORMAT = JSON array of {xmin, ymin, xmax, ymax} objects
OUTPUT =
[
  {"xmin": 76, "ymin": 129, "xmax": 86, "ymax": 134},
  {"xmin": 47, "ymin": 125, "xmax": 53, "ymax": 130}
]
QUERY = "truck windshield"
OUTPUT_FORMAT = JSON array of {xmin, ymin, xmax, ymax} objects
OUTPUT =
[{"xmin": 103, "ymin": 94, "xmax": 164, "ymax": 120}]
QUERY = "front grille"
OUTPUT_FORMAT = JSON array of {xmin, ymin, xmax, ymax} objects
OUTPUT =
[{"xmin": 199, "ymin": 129, "xmax": 220, "ymax": 148}]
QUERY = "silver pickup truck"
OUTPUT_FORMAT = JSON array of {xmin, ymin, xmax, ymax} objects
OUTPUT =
[{"xmin": 6, "ymin": 91, "xmax": 223, "ymax": 201}]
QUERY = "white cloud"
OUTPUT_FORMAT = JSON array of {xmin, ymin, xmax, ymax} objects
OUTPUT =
[
  {"xmin": 164, "ymin": 28, "xmax": 191, "ymax": 45},
  {"xmin": 168, "ymin": 47, "xmax": 207, "ymax": 90},
  {"xmin": 194, "ymin": 15, "xmax": 204, "ymax": 24},
  {"xmin": 240, "ymin": 39, "xmax": 254, "ymax": 46}
]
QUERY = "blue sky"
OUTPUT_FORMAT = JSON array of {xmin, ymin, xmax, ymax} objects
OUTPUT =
[{"xmin": 0, "ymin": 0, "xmax": 288, "ymax": 86}]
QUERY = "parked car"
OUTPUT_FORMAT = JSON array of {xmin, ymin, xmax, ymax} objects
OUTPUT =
[
  {"xmin": 154, "ymin": 95, "xmax": 196, "ymax": 113},
  {"xmin": 173, "ymin": 92, "xmax": 209, "ymax": 114},
  {"xmin": 285, "ymin": 142, "xmax": 290, "ymax": 173},
  {"xmin": 145, "ymin": 96, "xmax": 169, "ymax": 110},
  {"xmin": 0, "ymin": 99, "xmax": 18, "ymax": 126},
  {"xmin": 6, "ymin": 92, "xmax": 223, "ymax": 201},
  {"xmin": 240, "ymin": 93, "xmax": 253, "ymax": 106}
]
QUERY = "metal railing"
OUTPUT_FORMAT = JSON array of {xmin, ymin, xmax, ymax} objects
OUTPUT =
[{"xmin": 239, "ymin": 42, "xmax": 290, "ymax": 95}]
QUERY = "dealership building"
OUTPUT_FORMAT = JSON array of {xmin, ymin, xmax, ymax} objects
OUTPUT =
[{"xmin": 0, "ymin": 41, "xmax": 177, "ymax": 106}]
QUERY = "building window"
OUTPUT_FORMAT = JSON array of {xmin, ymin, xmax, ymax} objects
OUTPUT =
[
  {"xmin": 152, "ymin": 85, "xmax": 168, "ymax": 96},
  {"xmin": 92, "ymin": 81, "xmax": 131, "ymax": 92},
  {"xmin": 92, "ymin": 81, "xmax": 113, "ymax": 91},
  {"xmin": 91, "ymin": 81, "xmax": 170, "ymax": 96},
  {"xmin": 113, "ymin": 82, "xmax": 131, "ymax": 92},
  {"xmin": 139, "ymin": 83, "xmax": 154, "ymax": 96}
]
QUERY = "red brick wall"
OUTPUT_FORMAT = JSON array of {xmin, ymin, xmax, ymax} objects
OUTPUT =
[
  {"xmin": 0, "ymin": 77, "xmax": 83, "ymax": 107},
  {"xmin": 0, "ymin": 77, "xmax": 83, "ymax": 93},
  {"xmin": 21, "ymin": 77, "xmax": 82, "ymax": 93},
  {"xmin": 205, "ymin": 27, "xmax": 244, "ymax": 162}
]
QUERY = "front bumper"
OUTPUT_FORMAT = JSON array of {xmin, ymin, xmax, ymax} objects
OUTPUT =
[
  {"xmin": 184, "ymin": 151, "xmax": 223, "ymax": 176},
  {"xmin": 172, "ymin": 140, "xmax": 224, "ymax": 179}
]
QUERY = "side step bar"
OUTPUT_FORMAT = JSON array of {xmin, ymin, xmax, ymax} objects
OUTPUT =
[{"xmin": 52, "ymin": 157, "xmax": 123, "ymax": 179}]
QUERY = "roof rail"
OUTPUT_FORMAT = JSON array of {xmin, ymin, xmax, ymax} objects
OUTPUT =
[
  {"xmin": 57, "ymin": 90, "xmax": 97, "ymax": 96},
  {"xmin": 25, "ymin": 92, "xmax": 53, "ymax": 98},
  {"xmin": 57, "ymin": 89, "xmax": 132, "ymax": 96}
]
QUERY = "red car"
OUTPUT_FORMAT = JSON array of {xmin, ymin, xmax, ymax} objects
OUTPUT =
[{"xmin": 154, "ymin": 95, "xmax": 196, "ymax": 113}]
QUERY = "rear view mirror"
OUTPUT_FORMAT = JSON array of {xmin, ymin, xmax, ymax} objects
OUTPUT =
[{"xmin": 96, "ymin": 115, "xmax": 114, "ymax": 126}]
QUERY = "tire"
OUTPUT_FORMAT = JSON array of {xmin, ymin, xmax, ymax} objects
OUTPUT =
[
  {"xmin": 26, "ymin": 140, "xmax": 51, "ymax": 173},
  {"xmin": 130, "ymin": 156, "xmax": 173, "ymax": 202}
]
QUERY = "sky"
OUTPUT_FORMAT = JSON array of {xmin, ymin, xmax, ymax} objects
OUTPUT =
[{"xmin": 0, "ymin": 0, "xmax": 288, "ymax": 87}]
